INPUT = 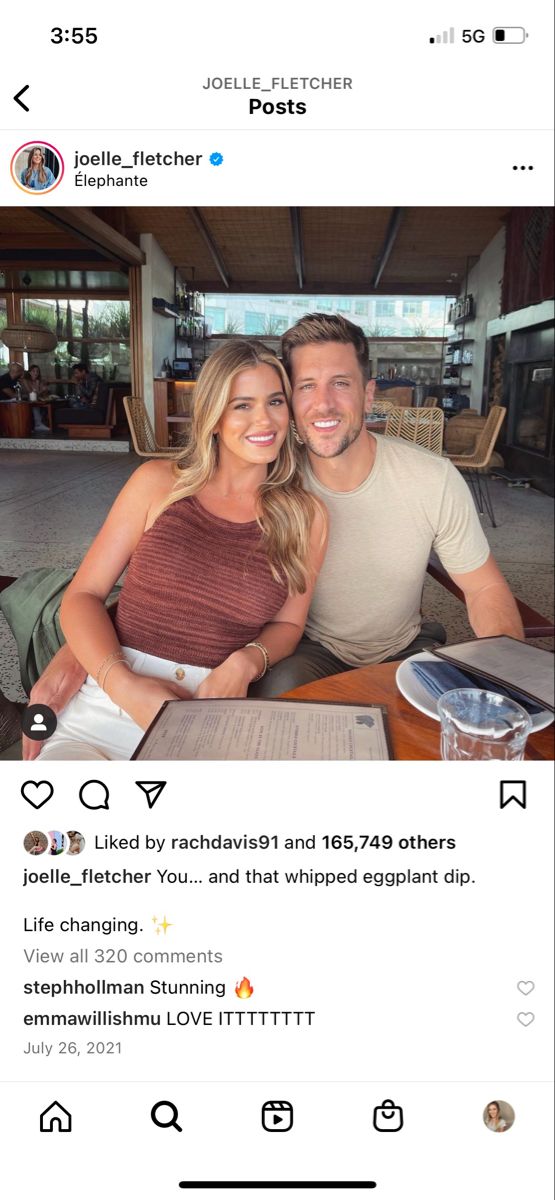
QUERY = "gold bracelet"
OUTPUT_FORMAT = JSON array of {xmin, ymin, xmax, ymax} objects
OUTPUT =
[
  {"xmin": 100, "ymin": 657, "xmax": 129, "ymax": 693},
  {"xmin": 245, "ymin": 640, "xmax": 270, "ymax": 682},
  {"xmin": 96, "ymin": 649, "xmax": 125, "ymax": 683}
]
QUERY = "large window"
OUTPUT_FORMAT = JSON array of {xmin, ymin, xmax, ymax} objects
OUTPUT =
[
  {"xmin": 20, "ymin": 297, "xmax": 131, "ymax": 384},
  {"xmin": 204, "ymin": 293, "xmax": 452, "ymax": 338}
]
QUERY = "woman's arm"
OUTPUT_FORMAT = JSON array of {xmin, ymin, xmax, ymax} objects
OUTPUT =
[{"xmin": 195, "ymin": 501, "xmax": 328, "ymax": 698}]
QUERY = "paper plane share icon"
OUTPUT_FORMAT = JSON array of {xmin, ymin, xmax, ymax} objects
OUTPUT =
[{"xmin": 135, "ymin": 781, "xmax": 167, "ymax": 808}]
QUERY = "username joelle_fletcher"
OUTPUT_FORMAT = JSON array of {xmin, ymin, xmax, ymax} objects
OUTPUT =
[{"xmin": 201, "ymin": 76, "xmax": 353, "ymax": 90}]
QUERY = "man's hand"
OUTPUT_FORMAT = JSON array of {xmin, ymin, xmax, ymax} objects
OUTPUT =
[{"xmin": 23, "ymin": 645, "xmax": 87, "ymax": 761}]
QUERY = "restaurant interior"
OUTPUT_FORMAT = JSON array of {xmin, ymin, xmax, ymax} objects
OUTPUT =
[{"xmin": 0, "ymin": 205, "xmax": 553, "ymax": 758}]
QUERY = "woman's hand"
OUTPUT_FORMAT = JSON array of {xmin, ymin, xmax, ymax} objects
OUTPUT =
[
  {"xmin": 194, "ymin": 649, "xmax": 261, "ymax": 699},
  {"xmin": 110, "ymin": 673, "xmax": 192, "ymax": 731},
  {"xmin": 23, "ymin": 645, "xmax": 88, "ymax": 761}
]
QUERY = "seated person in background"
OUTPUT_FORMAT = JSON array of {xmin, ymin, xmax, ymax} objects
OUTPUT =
[
  {"xmin": 0, "ymin": 362, "xmax": 24, "ymax": 399},
  {"xmin": 53, "ymin": 362, "xmax": 108, "ymax": 429},
  {"xmin": 21, "ymin": 364, "xmax": 52, "ymax": 432}
]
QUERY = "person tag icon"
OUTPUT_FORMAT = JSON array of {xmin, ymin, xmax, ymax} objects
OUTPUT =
[{"xmin": 373, "ymin": 1099, "xmax": 404, "ymax": 1132}]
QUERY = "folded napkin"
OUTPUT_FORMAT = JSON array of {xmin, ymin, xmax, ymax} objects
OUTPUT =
[{"xmin": 410, "ymin": 660, "xmax": 543, "ymax": 715}]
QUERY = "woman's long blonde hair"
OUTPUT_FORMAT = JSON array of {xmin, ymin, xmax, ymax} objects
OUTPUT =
[
  {"xmin": 158, "ymin": 339, "xmax": 318, "ymax": 594},
  {"xmin": 24, "ymin": 147, "xmax": 47, "ymax": 185}
]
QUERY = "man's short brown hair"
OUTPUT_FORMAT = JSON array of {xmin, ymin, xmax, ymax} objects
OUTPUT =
[{"xmin": 282, "ymin": 312, "xmax": 370, "ymax": 380}]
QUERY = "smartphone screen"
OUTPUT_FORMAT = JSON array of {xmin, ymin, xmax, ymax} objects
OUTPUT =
[{"xmin": 1, "ymin": 4, "xmax": 553, "ymax": 1197}]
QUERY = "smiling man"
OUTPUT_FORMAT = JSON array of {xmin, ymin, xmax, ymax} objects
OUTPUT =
[{"xmin": 250, "ymin": 312, "xmax": 524, "ymax": 694}]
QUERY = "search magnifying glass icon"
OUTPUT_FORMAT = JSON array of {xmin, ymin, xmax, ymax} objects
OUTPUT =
[{"xmin": 151, "ymin": 1100, "xmax": 182, "ymax": 1132}]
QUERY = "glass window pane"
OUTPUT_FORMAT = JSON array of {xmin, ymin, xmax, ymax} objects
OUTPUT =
[{"xmin": 204, "ymin": 294, "xmax": 452, "ymax": 338}]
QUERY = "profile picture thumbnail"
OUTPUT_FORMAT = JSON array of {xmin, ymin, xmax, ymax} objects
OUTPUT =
[
  {"xmin": 11, "ymin": 142, "xmax": 64, "ymax": 194},
  {"xmin": 48, "ymin": 831, "xmax": 66, "ymax": 856},
  {"xmin": 24, "ymin": 831, "xmax": 48, "ymax": 856},
  {"xmin": 483, "ymin": 1100, "xmax": 515, "ymax": 1132},
  {"xmin": 67, "ymin": 830, "xmax": 85, "ymax": 856}
]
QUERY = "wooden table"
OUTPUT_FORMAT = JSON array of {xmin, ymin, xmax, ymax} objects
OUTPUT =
[{"xmin": 283, "ymin": 660, "xmax": 554, "ymax": 761}]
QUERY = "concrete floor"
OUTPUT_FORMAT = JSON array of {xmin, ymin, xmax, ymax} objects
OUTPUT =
[{"xmin": 1, "ymin": 449, "xmax": 553, "ymax": 704}]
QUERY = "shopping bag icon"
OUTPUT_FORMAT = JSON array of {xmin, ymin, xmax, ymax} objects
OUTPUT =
[{"xmin": 373, "ymin": 1098, "xmax": 404, "ymax": 1132}]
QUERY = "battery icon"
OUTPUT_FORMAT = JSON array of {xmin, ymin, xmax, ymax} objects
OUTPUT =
[{"xmin": 493, "ymin": 27, "xmax": 527, "ymax": 43}]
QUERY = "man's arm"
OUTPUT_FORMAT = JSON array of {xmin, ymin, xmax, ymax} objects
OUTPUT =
[
  {"xmin": 449, "ymin": 552, "xmax": 524, "ymax": 640},
  {"xmin": 22, "ymin": 644, "xmax": 87, "ymax": 761},
  {"xmin": 22, "ymin": 599, "xmax": 119, "ymax": 761}
]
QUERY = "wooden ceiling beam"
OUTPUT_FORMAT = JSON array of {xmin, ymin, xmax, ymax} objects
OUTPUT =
[
  {"xmin": 36, "ymin": 207, "xmax": 145, "ymax": 268},
  {"xmin": 186, "ymin": 208, "xmax": 231, "ymax": 289},
  {"xmin": 289, "ymin": 208, "xmax": 305, "ymax": 290},
  {"xmin": 371, "ymin": 207, "xmax": 405, "ymax": 289}
]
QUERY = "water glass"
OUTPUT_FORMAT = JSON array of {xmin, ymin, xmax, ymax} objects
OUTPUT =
[{"xmin": 437, "ymin": 688, "xmax": 532, "ymax": 761}]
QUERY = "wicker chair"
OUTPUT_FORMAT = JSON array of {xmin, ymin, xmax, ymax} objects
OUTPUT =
[
  {"xmin": 384, "ymin": 405, "xmax": 445, "ymax": 454},
  {"xmin": 445, "ymin": 404, "xmax": 506, "ymax": 526},
  {"xmin": 370, "ymin": 398, "xmax": 395, "ymax": 419},
  {"xmin": 422, "ymin": 395, "xmax": 439, "ymax": 407},
  {"xmin": 123, "ymin": 395, "xmax": 178, "ymax": 458}
]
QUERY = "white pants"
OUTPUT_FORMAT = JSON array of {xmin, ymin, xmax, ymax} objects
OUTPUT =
[{"xmin": 38, "ymin": 647, "xmax": 211, "ymax": 761}]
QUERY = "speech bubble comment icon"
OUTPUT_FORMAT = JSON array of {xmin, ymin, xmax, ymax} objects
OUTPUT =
[{"xmin": 79, "ymin": 780, "xmax": 110, "ymax": 810}]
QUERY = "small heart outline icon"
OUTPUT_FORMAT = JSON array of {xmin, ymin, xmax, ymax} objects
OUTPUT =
[
  {"xmin": 517, "ymin": 981, "xmax": 535, "ymax": 996},
  {"xmin": 21, "ymin": 780, "xmax": 54, "ymax": 809},
  {"xmin": 517, "ymin": 1012, "xmax": 535, "ymax": 1027}
]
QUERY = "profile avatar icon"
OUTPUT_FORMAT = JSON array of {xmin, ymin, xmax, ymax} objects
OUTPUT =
[
  {"xmin": 11, "ymin": 142, "xmax": 64, "ymax": 194},
  {"xmin": 20, "ymin": 703, "xmax": 58, "ymax": 741}
]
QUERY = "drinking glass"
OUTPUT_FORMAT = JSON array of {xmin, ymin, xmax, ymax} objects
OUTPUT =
[{"xmin": 437, "ymin": 688, "xmax": 532, "ymax": 760}]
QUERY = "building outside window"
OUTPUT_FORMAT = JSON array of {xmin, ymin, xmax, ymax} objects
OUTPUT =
[
  {"xmin": 205, "ymin": 306, "xmax": 226, "ymax": 333},
  {"xmin": 375, "ymin": 300, "xmax": 396, "ymax": 318},
  {"xmin": 204, "ymin": 293, "xmax": 451, "ymax": 338},
  {"xmin": 245, "ymin": 311, "xmax": 266, "ymax": 334}
]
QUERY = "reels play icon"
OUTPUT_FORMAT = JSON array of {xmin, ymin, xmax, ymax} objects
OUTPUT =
[{"xmin": 262, "ymin": 1100, "xmax": 293, "ymax": 1132}]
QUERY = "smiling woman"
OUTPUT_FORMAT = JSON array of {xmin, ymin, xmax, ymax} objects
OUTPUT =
[{"xmin": 34, "ymin": 338, "xmax": 327, "ymax": 761}]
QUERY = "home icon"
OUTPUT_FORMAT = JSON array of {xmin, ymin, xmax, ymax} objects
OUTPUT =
[{"xmin": 40, "ymin": 1100, "xmax": 72, "ymax": 1133}]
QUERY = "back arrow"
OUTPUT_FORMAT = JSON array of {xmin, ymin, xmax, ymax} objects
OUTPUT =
[{"xmin": 14, "ymin": 85, "xmax": 30, "ymax": 112}]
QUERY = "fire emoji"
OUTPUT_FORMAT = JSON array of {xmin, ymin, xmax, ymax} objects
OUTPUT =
[{"xmin": 235, "ymin": 976, "xmax": 254, "ymax": 1000}]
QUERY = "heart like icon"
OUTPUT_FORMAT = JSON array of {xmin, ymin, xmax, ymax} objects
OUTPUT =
[
  {"xmin": 517, "ymin": 1012, "xmax": 535, "ymax": 1027},
  {"xmin": 21, "ymin": 780, "xmax": 54, "ymax": 809},
  {"xmin": 517, "ymin": 981, "xmax": 535, "ymax": 996}
]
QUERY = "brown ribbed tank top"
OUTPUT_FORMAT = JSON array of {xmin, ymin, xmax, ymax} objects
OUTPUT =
[{"xmin": 115, "ymin": 494, "xmax": 289, "ymax": 667}]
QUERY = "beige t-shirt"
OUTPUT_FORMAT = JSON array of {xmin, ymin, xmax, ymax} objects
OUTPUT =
[{"xmin": 304, "ymin": 435, "xmax": 490, "ymax": 665}]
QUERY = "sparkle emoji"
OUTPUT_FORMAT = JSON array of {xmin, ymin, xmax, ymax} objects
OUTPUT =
[
  {"xmin": 152, "ymin": 915, "xmax": 173, "ymax": 936},
  {"xmin": 235, "ymin": 976, "xmax": 254, "ymax": 999}
]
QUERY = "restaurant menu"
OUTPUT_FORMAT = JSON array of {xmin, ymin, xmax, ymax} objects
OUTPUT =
[
  {"xmin": 132, "ymin": 698, "xmax": 391, "ymax": 760},
  {"xmin": 433, "ymin": 636, "xmax": 554, "ymax": 711}
]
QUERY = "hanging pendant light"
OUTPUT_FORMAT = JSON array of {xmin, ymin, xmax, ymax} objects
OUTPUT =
[{"xmin": 1, "ymin": 322, "xmax": 58, "ymax": 353}]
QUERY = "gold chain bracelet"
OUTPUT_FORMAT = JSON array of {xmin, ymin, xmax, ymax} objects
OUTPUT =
[{"xmin": 245, "ymin": 640, "xmax": 270, "ymax": 682}]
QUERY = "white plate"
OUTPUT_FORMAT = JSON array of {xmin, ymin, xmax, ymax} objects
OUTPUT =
[{"xmin": 395, "ymin": 651, "xmax": 554, "ymax": 732}]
